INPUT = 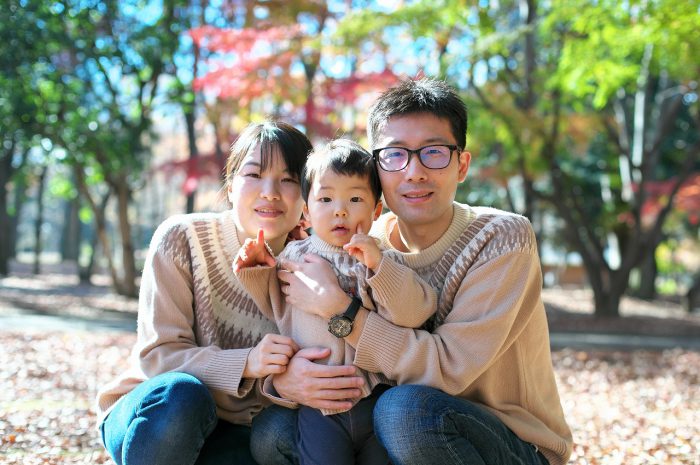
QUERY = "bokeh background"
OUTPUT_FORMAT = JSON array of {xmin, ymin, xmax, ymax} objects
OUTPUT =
[{"xmin": 1, "ymin": 1, "xmax": 699, "ymax": 464}]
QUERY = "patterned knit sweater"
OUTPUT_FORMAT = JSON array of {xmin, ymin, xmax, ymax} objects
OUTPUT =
[
  {"xmin": 353, "ymin": 202, "xmax": 573, "ymax": 465},
  {"xmin": 95, "ymin": 211, "xmax": 278, "ymax": 426},
  {"xmin": 236, "ymin": 234, "xmax": 437, "ymax": 415}
]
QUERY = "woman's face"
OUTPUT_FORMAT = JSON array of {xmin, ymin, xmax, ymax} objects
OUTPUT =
[{"xmin": 228, "ymin": 144, "xmax": 304, "ymax": 252}]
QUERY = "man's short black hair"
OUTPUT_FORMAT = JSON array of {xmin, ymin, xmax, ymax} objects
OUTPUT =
[
  {"xmin": 301, "ymin": 139, "xmax": 382, "ymax": 205},
  {"xmin": 367, "ymin": 78, "xmax": 468, "ymax": 150}
]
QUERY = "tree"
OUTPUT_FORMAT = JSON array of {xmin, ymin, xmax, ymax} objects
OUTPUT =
[{"xmin": 335, "ymin": 0, "xmax": 700, "ymax": 316}]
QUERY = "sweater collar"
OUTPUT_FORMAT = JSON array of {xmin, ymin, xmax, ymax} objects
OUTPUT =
[
  {"xmin": 372, "ymin": 202, "xmax": 475, "ymax": 268},
  {"xmin": 307, "ymin": 234, "xmax": 346, "ymax": 255}
]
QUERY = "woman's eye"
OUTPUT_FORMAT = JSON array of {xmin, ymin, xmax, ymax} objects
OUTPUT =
[
  {"xmin": 242, "ymin": 172, "xmax": 260, "ymax": 178},
  {"xmin": 282, "ymin": 177, "xmax": 298, "ymax": 184}
]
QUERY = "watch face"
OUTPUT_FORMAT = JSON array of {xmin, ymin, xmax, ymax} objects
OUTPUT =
[{"xmin": 329, "ymin": 316, "xmax": 352, "ymax": 338}]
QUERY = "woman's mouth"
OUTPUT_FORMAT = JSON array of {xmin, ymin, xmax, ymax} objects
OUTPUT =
[{"xmin": 255, "ymin": 208, "xmax": 282, "ymax": 218}]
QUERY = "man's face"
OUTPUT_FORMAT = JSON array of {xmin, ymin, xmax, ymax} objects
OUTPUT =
[{"xmin": 374, "ymin": 113, "xmax": 470, "ymax": 231}]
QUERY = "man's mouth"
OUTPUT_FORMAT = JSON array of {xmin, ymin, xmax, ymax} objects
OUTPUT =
[{"xmin": 402, "ymin": 191, "xmax": 433, "ymax": 200}]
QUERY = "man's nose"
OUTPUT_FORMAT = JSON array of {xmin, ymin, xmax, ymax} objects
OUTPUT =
[{"xmin": 404, "ymin": 154, "xmax": 428, "ymax": 181}]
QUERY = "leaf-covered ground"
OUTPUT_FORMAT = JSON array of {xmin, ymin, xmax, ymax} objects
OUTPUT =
[{"xmin": 1, "ymin": 330, "xmax": 698, "ymax": 465}]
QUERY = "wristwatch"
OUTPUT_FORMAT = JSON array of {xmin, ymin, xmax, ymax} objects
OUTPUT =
[{"xmin": 328, "ymin": 297, "xmax": 362, "ymax": 338}]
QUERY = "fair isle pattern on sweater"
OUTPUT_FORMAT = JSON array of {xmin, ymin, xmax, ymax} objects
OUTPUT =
[
  {"xmin": 96, "ymin": 211, "xmax": 278, "ymax": 426},
  {"xmin": 189, "ymin": 215, "xmax": 273, "ymax": 349},
  {"xmin": 421, "ymin": 213, "xmax": 536, "ymax": 332},
  {"xmin": 364, "ymin": 203, "xmax": 573, "ymax": 465}
]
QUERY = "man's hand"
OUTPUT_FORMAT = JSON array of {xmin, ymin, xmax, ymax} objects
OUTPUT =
[
  {"xmin": 343, "ymin": 224, "xmax": 382, "ymax": 271},
  {"xmin": 272, "ymin": 347, "xmax": 364, "ymax": 411},
  {"xmin": 233, "ymin": 229, "xmax": 276, "ymax": 272},
  {"xmin": 277, "ymin": 254, "xmax": 351, "ymax": 319},
  {"xmin": 243, "ymin": 334, "xmax": 299, "ymax": 379}
]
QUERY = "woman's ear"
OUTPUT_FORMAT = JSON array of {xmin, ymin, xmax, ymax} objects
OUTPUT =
[{"xmin": 302, "ymin": 204, "xmax": 310, "ymax": 221}]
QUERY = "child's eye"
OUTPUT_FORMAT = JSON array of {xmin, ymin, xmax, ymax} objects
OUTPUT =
[
  {"xmin": 319, "ymin": 197, "xmax": 331, "ymax": 203},
  {"xmin": 351, "ymin": 196, "xmax": 363, "ymax": 202}
]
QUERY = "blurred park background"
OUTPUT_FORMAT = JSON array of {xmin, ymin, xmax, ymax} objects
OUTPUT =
[{"xmin": 1, "ymin": 0, "xmax": 699, "ymax": 464}]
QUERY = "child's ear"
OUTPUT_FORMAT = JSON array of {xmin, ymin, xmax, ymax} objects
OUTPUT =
[{"xmin": 373, "ymin": 200, "xmax": 383, "ymax": 220}]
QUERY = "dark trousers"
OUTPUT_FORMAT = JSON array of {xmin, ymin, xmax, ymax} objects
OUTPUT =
[{"xmin": 297, "ymin": 388, "xmax": 390, "ymax": 465}]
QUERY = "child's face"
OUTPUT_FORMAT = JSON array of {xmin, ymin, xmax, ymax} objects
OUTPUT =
[
  {"xmin": 228, "ymin": 143, "xmax": 304, "ymax": 252},
  {"xmin": 304, "ymin": 170, "xmax": 382, "ymax": 247}
]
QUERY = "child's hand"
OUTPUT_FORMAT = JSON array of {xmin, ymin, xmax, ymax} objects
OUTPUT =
[
  {"xmin": 233, "ymin": 229, "xmax": 276, "ymax": 272},
  {"xmin": 243, "ymin": 334, "xmax": 300, "ymax": 378},
  {"xmin": 343, "ymin": 224, "xmax": 382, "ymax": 271}
]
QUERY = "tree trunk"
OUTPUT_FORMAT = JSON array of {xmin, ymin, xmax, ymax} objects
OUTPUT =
[
  {"xmin": 61, "ymin": 195, "xmax": 81, "ymax": 262},
  {"xmin": 78, "ymin": 192, "xmax": 109, "ymax": 284},
  {"xmin": 33, "ymin": 166, "xmax": 48, "ymax": 275},
  {"xmin": 636, "ymin": 252, "xmax": 658, "ymax": 300},
  {"xmin": 74, "ymin": 165, "xmax": 122, "ymax": 293},
  {"xmin": 115, "ymin": 179, "xmax": 138, "ymax": 297},
  {"xmin": 684, "ymin": 271, "xmax": 700, "ymax": 313},
  {"xmin": 184, "ymin": 107, "xmax": 198, "ymax": 213},
  {"xmin": 0, "ymin": 150, "xmax": 13, "ymax": 276}
]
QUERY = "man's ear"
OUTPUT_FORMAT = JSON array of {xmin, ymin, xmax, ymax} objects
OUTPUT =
[
  {"xmin": 373, "ymin": 200, "xmax": 383, "ymax": 220},
  {"xmin": 457, "ymin": 150, "xmax": 471, "ymax": 182}
]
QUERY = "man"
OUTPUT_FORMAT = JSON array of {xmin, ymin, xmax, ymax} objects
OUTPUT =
[{"xmin": 252, "ymin": 78, "xmax": 572, "ymax": 465}]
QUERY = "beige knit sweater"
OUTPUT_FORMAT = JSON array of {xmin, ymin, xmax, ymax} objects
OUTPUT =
[
  {"xmin": 95, "ymin": 212, "xmax": 278, "ymax": 426},
  {"xmin": 352, "ymin": 203, "xmax": 573, "ymax": 465},
  {"xmin": 236, "ymin": 234, "xmax": 437, "ymax": 415}
]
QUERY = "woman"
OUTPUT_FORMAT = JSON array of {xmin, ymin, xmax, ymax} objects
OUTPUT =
[{"xmin": 96, "ymin": 121, "xmax": 313, "ymax": 465}]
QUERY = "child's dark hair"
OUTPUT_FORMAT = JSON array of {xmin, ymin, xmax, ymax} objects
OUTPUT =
[
  {"xmin": 367, "ymin": 78, "xmax": 468, "ymax": 149},
  {"xmin": 225, "ymin": 121, "xmax": 312, "ymax": 189},
  {"xmin": 301, "ymin": 139, "xmax": 381, "ymax": 204}
]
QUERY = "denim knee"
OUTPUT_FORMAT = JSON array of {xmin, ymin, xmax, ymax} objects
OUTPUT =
[
  {"xmin": 250, "ymin": 405, "xmax": 298, "ymax": 465},
  {"xmin": 138, "ymin": 372, "xmax": 217, "ymax": 442},
  {"xmin": 373, "ymin": 385, "xmax": 440, "ymax": 459},
  {"xmin": 102, "ymin": 372, "xmax": 218, "ymax": 465}
]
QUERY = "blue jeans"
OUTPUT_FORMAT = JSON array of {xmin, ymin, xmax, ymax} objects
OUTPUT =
[
  {"xmin": 374, "ymin": 385, "xmax": 549, "ymax": 465},
  {"xmin": 251, "ymin": 385, "xmax": 549, "ymax": 465},
  {"xmin": 297, "ymin": 391, "xmax": 389, "ymax": 465},
  {"xmin": 100, "ymin": 372, "xmax": 256, "ymax": 465}
]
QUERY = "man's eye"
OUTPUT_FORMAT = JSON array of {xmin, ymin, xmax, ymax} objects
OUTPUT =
[{"xmin": 385, "ymin": 150, "xmax": 404, "ymax": 159}]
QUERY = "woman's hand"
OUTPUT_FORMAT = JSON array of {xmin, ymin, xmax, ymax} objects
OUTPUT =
[
  {"xmin": 272, "ymin": 347, "xmax": 365, "ymax": 411},
  {"xmin": 277, "ymin": 254, "xmax": 351, "ymax": 319},
  {"xmin": 243, "ymin": 334, "xmax": 299, "ymax": 379},
  {"xmin": 233, "ymin": 229, "xmax": 276, "ymax": 272}
]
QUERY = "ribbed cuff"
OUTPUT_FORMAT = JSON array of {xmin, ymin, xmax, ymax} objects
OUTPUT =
[
  {"xmin": 366, "ymin": 257, "xmax": 408, "ymax": 306},
  {"xmin": 236, "ymin": 266, "xmax": 274, "ymax": 293},
  {"xmin": 259, "ymin": 375, "xmax": 299, "ymax": 409},
  {"xmin": 202, "ymin": 348, "xmax": 255, "ymax": 397},
  {"xmin": 353, "ymin": 311, "xmax": 404, "ymax": 376}
]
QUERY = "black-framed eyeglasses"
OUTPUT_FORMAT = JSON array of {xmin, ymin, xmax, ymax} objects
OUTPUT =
[{"xmin": 372, "ymin": 144, "xmax": 461, "ymax": 172}]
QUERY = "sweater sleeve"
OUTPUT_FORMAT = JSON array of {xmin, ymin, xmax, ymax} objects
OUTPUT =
[
  {"xmin": 353, "ymin": 250, "xmax": 543, "ymax": 395},
  {"xmin": 365, "ymin": 256, "xmax": 437, "ymax": 328},
  {"xmin": 136, "ymin": 222, "xmax": 254, "ymax": 398}
]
